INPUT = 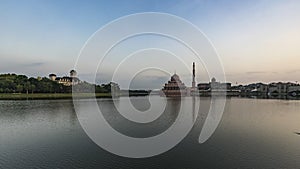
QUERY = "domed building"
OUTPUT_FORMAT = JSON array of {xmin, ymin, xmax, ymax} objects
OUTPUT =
[
  {"xmin": 49, "ymin": 74, "xmax": 57, "ymax": 81},
  {"xmin": 162, "ymin": 73, "xmax": 187, "ymax": 97},
  {"xmin": 70, "ymin": 70, "xmax": 77, "ymax": 78},
  {"xmin": 49, "ymin": 70, "xmax": 80, "ymax": 86}
]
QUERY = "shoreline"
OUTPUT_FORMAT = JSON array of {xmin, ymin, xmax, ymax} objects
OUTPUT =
[
  {"xmin": 0, "ymin": 92, "xmax": 151, "ymax": 100},
  {"xmin": 0, "ymin": 92, "xmax": 299, "ymax": 101},
  {"xmin": 0, "ymin": 93, "xmax": 112, "ymax": 100}
]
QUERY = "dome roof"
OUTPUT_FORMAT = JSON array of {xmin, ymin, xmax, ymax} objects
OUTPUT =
[
  {"xmin": 49, "ymin": 73, "xmax": 56, "ymax": 77},
  {"xmin": 211, "ymin": 77, "xmax": 216, "ymax": 82},
  {"xmin": 70, "ymin": 69, "xmax": 77, "ymax": 77},
  {"xmin": 70, "ymin": 69, "xmax": 77, "ymax": 73},
  {"xmin": 171, "ymin": 73, "xmax": 180, "ymax": 81}
]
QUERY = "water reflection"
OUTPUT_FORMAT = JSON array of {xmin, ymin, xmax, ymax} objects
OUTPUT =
[
  {"xmin": 241, "ymin": 95, "xmax": 300, "ymax": 100},
  {"xmin": 99, "ymin": 96, "xmax": 204, "ymax": 139},
  {"xmin": 100, "ymin": 97, "xmax": 181, "ymax": 138},
  {"xmin": 1, "ymin": 97, "xmax": 300, "ymax": 168}
]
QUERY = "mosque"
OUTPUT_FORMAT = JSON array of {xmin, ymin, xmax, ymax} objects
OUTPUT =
[{"xmin": 161, "ymin": 62, "xmax": 197, "ymax": 97}]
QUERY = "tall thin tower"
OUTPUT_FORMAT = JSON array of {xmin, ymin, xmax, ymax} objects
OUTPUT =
[{"xmin": 192, "ymin": 62, "xmax": 196, "ymax": 89}]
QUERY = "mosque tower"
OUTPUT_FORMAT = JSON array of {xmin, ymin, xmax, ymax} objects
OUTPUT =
[{"xmin": 192, "ymin": 62, "xmax": 196, "ymax": 89}]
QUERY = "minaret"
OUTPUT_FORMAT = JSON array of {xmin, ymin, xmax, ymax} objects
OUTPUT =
[{"xmin": 192, "ymin": 62, "xmax": 196, "ymax": 89}]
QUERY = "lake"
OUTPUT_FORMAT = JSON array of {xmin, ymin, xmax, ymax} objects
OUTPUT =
[{"xmin": 0, "ymin": 96, "xmax": 300, "ymax": 169}]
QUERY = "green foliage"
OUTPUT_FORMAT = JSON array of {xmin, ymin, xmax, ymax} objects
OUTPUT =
[
  {"xmin": 0, "ymin": 73, "xmax": 120, "ymax": 94},
  {"xmin": 16, "ymin": 84, "xmax": 23, "ymax": 93},
  {"xmin": 0, "ymin": 74, "xmax": 70, "ymax": 93}
]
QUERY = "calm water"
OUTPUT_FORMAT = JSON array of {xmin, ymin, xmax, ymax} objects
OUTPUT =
[{"xmin": 0, "ymin": 96, "xmax": 300, "ymax": 169}]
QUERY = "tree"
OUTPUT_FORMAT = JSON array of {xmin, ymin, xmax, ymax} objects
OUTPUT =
[
  {"xmin": 30, "ymin": 84, "xmax": 36, "ymax": 94},
  {"xmin": 16, "ymin": 85, "xmax": 23, "ymax": 93},
  {"xmin": 24, "ymin": 82, "xmax": 31, "ymax": 94},
  {"xmin": 0, "ymin": 73, "xmax": 121, "ymax": 94}
]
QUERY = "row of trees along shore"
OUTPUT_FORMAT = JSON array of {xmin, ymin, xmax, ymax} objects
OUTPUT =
[{"xmin": 0, "ymin": 74, "xmax": 114, "ymax": 94}]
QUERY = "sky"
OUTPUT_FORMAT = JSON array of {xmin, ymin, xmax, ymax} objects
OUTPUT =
[{"xmin": 0, "ymin": 0, "xmax": 300, "ymax": 89}]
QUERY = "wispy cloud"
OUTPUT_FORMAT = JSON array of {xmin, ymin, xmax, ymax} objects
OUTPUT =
[
  {"xmin": 246, "ymin": 71, "xmax": 266, "ymax": 75},
  {"xmin": 245, "ymin": 71, "xmax": 278, "ymax": 75},
  {"xmin": 286, "ymin": 69, "xmax": 300, "ymax": 74},
  {"xmin": 22, "ymin": 62, "xmax": 45, "ymax": 67}
]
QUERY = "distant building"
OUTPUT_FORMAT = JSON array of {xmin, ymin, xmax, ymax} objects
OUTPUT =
[
  {"xmin": 240, "ymin": 83, "xmax": 266, "ymax": 94},
  {"xmin": 268, "ymin": 82, "xmax": 288, "ymax": 95},
  {"xmin": 235, "ymin": 82, "xmax": 300, "ymax": 97},
  {"xmin": 109, "ymin": 82, "xmax": 121, "ymax": 96},
  {"xmin": 49, "ymin": 74, "xmax": 57, "ymax": 81},
  {"xmin": 256, "ymin": 83, "xmax": 268, "ymax": 93},
  {"xmin": 197, "ymin": 83, "xmax": 210, "ymax": 91},
  {"xmin": 197, "ymin": 77, "xmax": 231, "ymax": 92},
  {"xmin": 70, "ymin": 70, "xmax": 77, "ymax": 78},
  {"xmin": 210, "ymin": 78, "xmax": 231, "ymax": 91},
  {"xmin": 49, "ymin": 70, "xmax": 81, "ymax": 86},
  {"xmin": 161, "ymin": 62, "xmax": 197, "ymax": 97},
  {"xmin": 288, "ymin": 83, "xmax": 300, "ymax": 96},
  {"xmin": 162, "ymin": 73, "xmax": 187, "ymax": 97}
]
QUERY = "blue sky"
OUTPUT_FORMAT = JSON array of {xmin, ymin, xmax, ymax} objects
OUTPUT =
[{"xmin": 1, "ymin": 0, "xmax": 300, "ymax": 88}]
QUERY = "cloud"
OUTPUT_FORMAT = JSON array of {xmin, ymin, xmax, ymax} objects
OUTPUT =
[
  {"xmin": 286, "ymin": 69, "xmax": 300, "ymax": 74},
  {"xmin": 246, "ymin": 71, "xmax": 266, "ymax": 75},
  {"xmin": 22, "ymin": 62, "xmax": 45, "ymax": 67},
  {"xmin": 245, "ymin": 71, "xmax": 278, "ymax": 75}
]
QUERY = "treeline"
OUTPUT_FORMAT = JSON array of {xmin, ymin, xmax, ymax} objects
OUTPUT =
[
  {"xmin": 0, "ymin": 74, "xmax": 118, "ymax": 94},
  {"xmin": 126, "ymin": 90, "xmax": 150, "ymax": 96}
]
